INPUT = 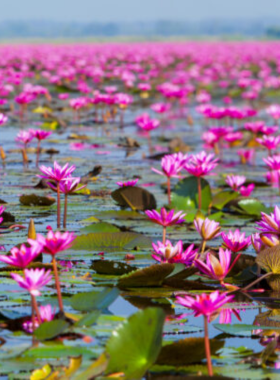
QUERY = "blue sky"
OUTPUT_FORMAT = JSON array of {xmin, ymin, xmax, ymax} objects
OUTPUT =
[{"xmin": 3, "ymin": 0, "xmax": 280, "ymax": 22}]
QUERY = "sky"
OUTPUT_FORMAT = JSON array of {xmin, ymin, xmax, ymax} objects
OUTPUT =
[{"xmin": 3, "ymin": 0, "xmax": 280, "ymax": 22}]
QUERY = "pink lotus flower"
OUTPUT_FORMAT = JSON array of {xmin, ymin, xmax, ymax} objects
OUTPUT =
[
  {"xmin": 136, "ymin": 114, "xmax": 160, "ymax": 131},
  {"xmin": 251, "ymin": 233, "xmax": 264, "ymax": 253},
  {"xmin": 152, "ymin": 154, "xmax": 188, "ymax": 178},
  {"xmin": 152, "ymin": 240, "xmax": 198, "ymax": 265},
  {"xmin": 39, "ymin": 304, "xmax": 56, "ymax": 321},
  {"xmin": 150, "ymin": 103, "xmax": 171, "ymax": 114},
  {"xmin": 202, "ymin": 131, "xmax": 219, "ymax": 149},
  {"xmin": 256, "ymin": 205, "xmax": 280, "ymax": 234},
  {"xmin": 244, "ymin": 121, "xmax": 265, "ymax": 134},
  {"xmin": 221, "ymin": 229, "xmax": 251, "ymax": 252},
  {"xmin": 30, "ymin": 129, "xmax": 52, "ymax": 141},
  {"xmin": 11, "ymin": 268, "xmax": 52, "ymax": 296},
  {"xmin": 219, "ymin": 308, "xmax": 241, "ymax": 324},
  {"xmin": 225, "ymin": 175, "xmax": 246, "ymax": 191},
  {"xmin": 256, "ymin": 135, "xmax": 280, "ymax": 151},
  {"xmin": 30, "ymin": 230, "xmax": 76, "ymax": 256},
  {"xmin": 145, "ymin": 208, "xmax": 186, "ymax": 227},
  {"xmin": 15, "ymin": 130, "xmax": 34, "ymax": 146},
  {"xmin": 195, "ymin": 248, "xmax": 232, "ymax": 283},
  {"xmin": 15, "ymin": 92, "xmax": 36, "ymax": 105},
  {"xmin": 48, "ymin": 177, "xmax": 86, "ymax": 194},
  {"xmin": 23, "ymin": 304, "xmax": 55, "ymax": 333},
  {"xmin": 194, "ymin": 217, "xmax": 221, "ymax": 241},
  {"xmin": 0, "ymin": 242, "xmax": 42, "ymax": 268},
  {"xmin": 240, "ymin": 183, "xmax": 255, "ymax": 197},
  {"xmin": 58, "ymin": 93, "xmax": 69, "ymax": 100},
  {"xmin": 116, "ymin": 179, "xmax": 139, "ymax": 187},
  {"xmin": 38, "ymin": 161, "xmax": 76, "ymax": 183},
  {"xmin": 184, "ymin": 151, "xmax": 218, "ymax": 177},
  {"xmin": 114, "ymin": 93, "xmax": 133, "ymax": 108},
  {"xmin": 176, "ymin": 291, "xmax": 234, "ymax": 322},
  {"xmin": 260, "ymin": 125, "xmax": 279, "ymax": 135},
  {"xmin": 0, "ymin": 206, "xmax": 6, "ymax": 224},
  {"xmin": 263, "ymin": 155, "xmax": 280, "ymax": 171},
  {"xmin": 237, "ymin": 149, "xmax": 254, "ymax": 164},
  {"xmin": 209, "ymin": 126, "xmax": 233, "ymax": 138},
  {"xmin": 0, "ymin": 113, "xmax": 8, "ymax": 125},
  {"xmin": 266, "ymin": 104, "xmax": 280, "ymax": 120},
  {"xmin": 258, "ymin": 233, "xmax": 280, "ymax": 248},
  {"xmin": 224, "ymin": 131, "xmax": 243, "ymax": 143}
]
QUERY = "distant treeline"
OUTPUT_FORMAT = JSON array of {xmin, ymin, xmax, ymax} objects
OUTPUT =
[{"xmin": 0, "ymin": 19, "xmax": 279, "ymax": 38}]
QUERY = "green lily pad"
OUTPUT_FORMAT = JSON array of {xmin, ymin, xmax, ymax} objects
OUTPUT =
[
  {"xmin": 156, "ymin": 338, "xmax": 224, "ymax": 366},
  {"xmin": 91, "ymin": 260, "xmax": 137, "ymax": 275},
  {"xmin": 80, "ymin": 222, "xmax": 120, "ymax": 233},
  {"xmin": 105, "ymin": 307, "xmax": 165, "ymax": 378},
  {"xmin": 118, "ymin": 263, "xmax": 181, "ymax": 288},
  {"xmin": 212, "ymin": 190, "xmax": 239, "ymax": 210},
  {"xmin": 213, "ymin": 323, "xmax": 280, "ymax": 336},
  {"xmin": 72, "ymin": 232, "xmax": 152, "ymax": 252},
  {"xmin": 171, "ymin": 176, "xmax": 212, "ymax": 211},
  {"xmin": 111, "ymin": 186, "xmax": 157, "ymax": 211},
  {"xmin": 19, "ymin": 194, "xmax": 56, "ymax": 207},
  {"xmin": 70, "ymin": 287, "xmax": 119, "ymax": 312},
  {"xmin": 34, "ymin": 319, "xmax": 69, "ymax": 341}
]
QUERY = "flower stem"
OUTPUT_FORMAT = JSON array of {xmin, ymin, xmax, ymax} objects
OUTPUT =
[
  {"xmin": 31, "ymin": 297, "xmax": 36, "ymax": 332},
  {"xmin": 194, "ymin": 239, "xmax": 206, "ymax": 261},
  {"xmin": 57, "ymin": 183, "xmax": 61, "ymax": 228},
  {"xmin": 167, "ymin": 177, "xmax": 171, "ymax": 205},
  {"xmin": 242, "ymin": 271, "xmax": 273, "ymax": 291},
  {"xmin": 63, "ymin": 194, "xmax": 68, "ymax": 229},
  {"xmin": 228, "ymin": 253, "xmax": 242, "ymax": 274},
  {"xmin": 162, "ymin": 226, "xmax": 166, "ymax": 245},
  {"xmin": 204, "ymin": 315, "xmax": 213, "ymax": 377},
  {"xmin": 52, "ymin": 257, "xmax": 64, "ymax": 314},
  {"xmin": 36, "ymin": 140, "xmax": 41, "ymax": 168},
  {"xmin": 32, "ymin": 295, "xmax": 42, "ymax": 324},
  {"xmin": 197, "ymin": 176, "xmax": 202, "ymax": 210}
]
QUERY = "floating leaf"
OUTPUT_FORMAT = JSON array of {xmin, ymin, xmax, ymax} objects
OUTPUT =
[
  {"xmin": 91, "ymin": 260, "xmax": 137, "ymax": 275},
  {"xmin": 105, "ymin": 307, "xmax": 165, "ymax": 378},
  {"xmin": 19, "ymin": 194, "xmax": 56, "ymax": 207},
  {"xmin": 213, "ymin": 323, "xmax": 280, "ymax": 336},
  {"xmin": 212, "ymin": 190, "xmax": 239, "ymax": 210},
  {"xmin": 34, "ymin": 319, "xmax": 69, "ymax": 341},
  {"xmin": 156, "ymin": 338, "xmax": 224, "ymax": 366},
  {"xmin": 94, "ymin": 210, "xmax": 147, "ymax": 220},
  {"xmin": 70, "ymin": 287, "xmax": 119, "ymax": 312},
  {"xmin": 74, "ymin": 310, "xmax": 101, "ymax": 327},
  {"xmin": 171, "ymin": 176, "xmax": 212, "ymax": 211},
  {"xmin": 80, "ymin": 222, "xmax": 120, "ymax": 233},
  {"xmin": 230, "ymin": 197, "xmax": 268, "ymax": 216},
  {"xmin": 111, "ymin": 186, "xmax": 157, "ymax": 211},
  {"xmin": 72, "ymin": 232, "xmax": 151, "ymax": 252},
  {"xmin": 118, "ymin": 263, "xmax": 178, "ymax": 288}
]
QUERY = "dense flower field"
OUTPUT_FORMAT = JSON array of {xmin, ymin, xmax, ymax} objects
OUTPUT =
[{"xmin": 1, "ymin": 42, "xmax": 280, "ymax": 378}]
